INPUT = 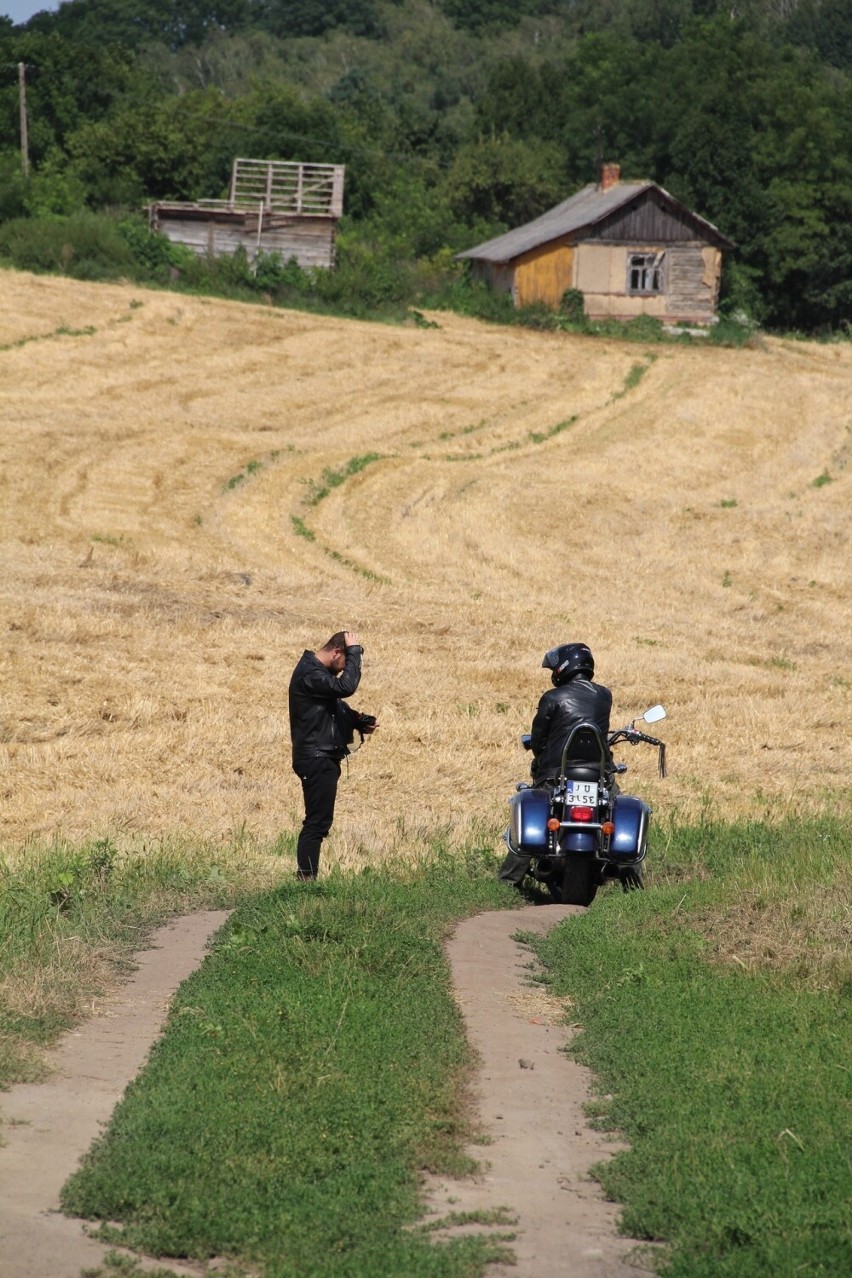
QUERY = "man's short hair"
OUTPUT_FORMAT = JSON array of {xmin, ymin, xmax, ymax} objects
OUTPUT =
[{"xmin": 321, "ymin": 631, "xmax": 347, "ymax": 652}]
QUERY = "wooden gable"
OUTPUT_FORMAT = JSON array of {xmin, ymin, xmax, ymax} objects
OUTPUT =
[{"xmin": 587, "ymin": 188, "xmax": 728, "ymax": 248}]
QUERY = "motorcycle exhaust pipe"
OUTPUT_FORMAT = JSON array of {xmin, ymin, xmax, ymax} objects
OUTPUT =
[{"xmin": 534, "ymin": 856, "xmax": 556, "ymax": 881}]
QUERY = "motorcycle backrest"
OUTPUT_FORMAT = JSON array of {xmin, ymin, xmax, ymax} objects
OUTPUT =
[{"xmin": 559, "ymin": 722, "xmax": 608, "ymax": 774}]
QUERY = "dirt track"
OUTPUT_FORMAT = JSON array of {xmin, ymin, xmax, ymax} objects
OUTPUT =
[
  {"xmin": 0, "ymin": 911, "xmax": 230, "ymax": 1278},
  {"xmin": 0, "ymin": 904, "xmax": 648, "ymax": 1278},
  {"xmin": 422, "ymin": 904, "xmax": 653, "ymax": 1277}
]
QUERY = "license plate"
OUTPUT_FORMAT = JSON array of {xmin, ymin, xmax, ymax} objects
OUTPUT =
[{"xmin": 566, "ymin": 780, "xmax": 599, "ymax": 806}]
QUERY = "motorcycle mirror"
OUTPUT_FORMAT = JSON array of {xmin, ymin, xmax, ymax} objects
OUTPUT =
[{"xmin": 642, "ymin": 705, "xmax": 666, "ymax": 724}]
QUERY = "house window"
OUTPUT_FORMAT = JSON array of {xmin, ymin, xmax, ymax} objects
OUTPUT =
[{"xmin": 628, "ymin": 251, "xmax": 665, "ymax": 294}]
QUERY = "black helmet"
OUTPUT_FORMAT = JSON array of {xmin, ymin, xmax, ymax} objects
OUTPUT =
[{"xmin": 542, "ymin": 642, "xmax": 595, "ymax": 686}]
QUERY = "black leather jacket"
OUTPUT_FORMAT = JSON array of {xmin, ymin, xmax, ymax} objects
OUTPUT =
[
  {"xmin": 289, "ymin": 646, "xmax": 362, "ymax": 762},
  {"xmin": 530, "ymin": 675, "xmax": 613, "ymax": 783}
]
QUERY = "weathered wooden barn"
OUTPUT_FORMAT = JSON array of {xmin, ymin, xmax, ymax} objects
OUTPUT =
[
  {"xmin": 148, "ymin": 157, "xmax": 345, "ymax": 269},
  {"xmin": 457, "ymin": 164, "xmax": 734, "ymax": 324}
]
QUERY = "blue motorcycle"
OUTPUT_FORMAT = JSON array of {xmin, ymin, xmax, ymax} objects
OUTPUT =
[{"xmin": 504, "ymin": 706, "xmax": 668, "ymax": 906}]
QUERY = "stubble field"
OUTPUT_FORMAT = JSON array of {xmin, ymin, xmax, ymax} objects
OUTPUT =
[{"xmin": 1, "ymin": 270, "xmax": 850, "ymax": 872}]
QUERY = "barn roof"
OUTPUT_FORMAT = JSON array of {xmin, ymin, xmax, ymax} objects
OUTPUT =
[{"xmin": 456, "ymin": 180, "xmax": 733, "ymax": 263}]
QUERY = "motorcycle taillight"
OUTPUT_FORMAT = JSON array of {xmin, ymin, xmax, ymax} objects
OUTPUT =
[{"xmin": 570, "ymin": 806, "xmax": 595, "ymax": 822}]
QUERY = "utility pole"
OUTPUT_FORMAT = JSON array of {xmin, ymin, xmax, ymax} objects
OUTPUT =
[{"xmin": 18, "ymin": 61, "xmax": 29, "ymax": 179}]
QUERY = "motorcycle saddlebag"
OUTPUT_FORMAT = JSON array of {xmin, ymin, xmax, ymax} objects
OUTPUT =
[
  {"xmin": 507, "ymin": 788, "xmax": 549, "ymax": 855},
  {"xmin": 610, "ymin": 794, "xmax": 651, "ymax": 860}
]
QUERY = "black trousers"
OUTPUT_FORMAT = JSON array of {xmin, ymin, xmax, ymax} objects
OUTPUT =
[
  {"xmin": 292, "ymin": 755, "xmax": 342, "ymax": 876},
  {"xmin": 498, "ymin": 848, "xmax": 532, "ymax": 885}
]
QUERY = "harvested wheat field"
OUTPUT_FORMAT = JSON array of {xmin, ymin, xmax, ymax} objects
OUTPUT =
[{"xmin": 1, "ymin": 270, "xmax": 850, "ymax": 871}]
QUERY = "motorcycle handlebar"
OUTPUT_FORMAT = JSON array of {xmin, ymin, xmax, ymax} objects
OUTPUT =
[
  {"xmin": 609, "ymin": 727, "xmax": 662, "ymax": 744},
  {"xmin": 608, "ymin": 728, "xmax": 667, "ymax": 778}
]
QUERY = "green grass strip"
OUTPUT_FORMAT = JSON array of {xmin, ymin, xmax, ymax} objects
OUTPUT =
[
  {"xmin": 528, "ymin": 816, "xmax": 851, "ymax": 1278},
  {"xmin": 0, "ymin": 839, "xmax": 241, "ymax": 1086},
  {"xmin": 303, "ymin": 454, "xmax": 384, "ymax": 507},
  {"xmin": 61, "ymin": 851, "xmax": 513, "ymax": 1277}
]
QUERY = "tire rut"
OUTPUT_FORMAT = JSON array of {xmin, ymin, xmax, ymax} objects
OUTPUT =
[
  {"xmin": 420, "ymin": 904, "xmax": 653, "ymax": 1276},
  {"xmin": 0, "ymin": 910, "xmax": 231, "ymax": 1278}
]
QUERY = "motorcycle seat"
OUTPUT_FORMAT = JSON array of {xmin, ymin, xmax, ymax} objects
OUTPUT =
[{"xmin": 563, "ymin": 764, "xmax": 602, "ymax": 782}]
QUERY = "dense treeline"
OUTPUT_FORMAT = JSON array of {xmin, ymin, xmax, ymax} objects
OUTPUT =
[{"xmin": 1, "ymin": 0, "xmax": 850, "ymax": 330}]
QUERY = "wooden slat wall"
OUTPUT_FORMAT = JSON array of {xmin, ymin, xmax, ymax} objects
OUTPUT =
[
  {"xmin": 592, "ymin": 195, "xmax": 710, "ymax": 246},
  {"xmin": 152, "ymin": 213, "xmax": 336, "ymax": 269},
  {"xmin": 513, "ymin": 241, "xmax": 574, "ymax": 309},
  {"xmin": 229, "ymin": 159, "xmax": 345, "ymax": 218},
  {"xmin": 666, "ymin": 244, "xmax": 719, "ymax": 319}
]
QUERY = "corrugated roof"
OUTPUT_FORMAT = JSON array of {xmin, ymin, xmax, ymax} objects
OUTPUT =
[{"xmin": 456, "ymin": 180, "xmax": 732, "ymax": 262}]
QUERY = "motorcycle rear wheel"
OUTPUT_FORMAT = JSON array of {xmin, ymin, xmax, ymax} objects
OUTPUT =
[{"xmin": 560, "ymin": 858, "xmax": 599, "ymax": 907}]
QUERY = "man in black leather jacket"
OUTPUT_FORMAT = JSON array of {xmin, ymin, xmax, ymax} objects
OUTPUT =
[
  {"xmin": 499, "ymin": 642, "xmax": 612, "ymax": 885},
  {"xmin": 289, "ymin": 630, "xmax": 377, "ymax": 879}
]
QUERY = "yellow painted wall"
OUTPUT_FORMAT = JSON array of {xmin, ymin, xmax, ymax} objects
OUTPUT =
[{"xmin": 512, "ymin": 240, "xmax": 575, "ymax": 309}]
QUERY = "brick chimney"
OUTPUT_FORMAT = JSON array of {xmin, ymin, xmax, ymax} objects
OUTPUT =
[{"xmin": 599, "ymin": 163, "xmax": 621, "ymax": 191}]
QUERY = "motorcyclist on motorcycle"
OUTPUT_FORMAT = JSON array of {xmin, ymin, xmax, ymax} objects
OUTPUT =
[
  {"xmin": 530, "ymin": 643, "xmax": 612, "ymax": 784},
  {"xmin": 498, "ymin": 642, "xmax": 613, "ymax": 885}
]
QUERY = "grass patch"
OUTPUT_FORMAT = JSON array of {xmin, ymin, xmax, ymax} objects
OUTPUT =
[
  {"xmin": 223, "ymin": 458, "xmax": 263, "ymax": 491},
  {"xmin": 222, "ymin": 450, "xmax": 286, "ymax": 493},
  {"xmin": 611, "ymin": 354, "xmax": 658, "ymax": 401},
  {"xmin": 302, "ymin": 453, "xmax": 384, "ymax": 507},
  {"xmin": 324, "ymin": 546, "xmax": 389, "ymax": 583},
  {"xmin": 527, "ymin": 815, "xmax": 851, "ymax": 1277},
  {"xmin": 290, "ymin": 514, "xmax": 316, "ymax": 541},
  {"xmin": 0, "ymin": 838, "xmax": 255, "ymax": 1088},
  {"xmin": 0, "ymin": 323, "xmax": 97, "ymax": 352},
  {"xmin": 528, "ymin": 414, "xmax": 578, "ymax": 444},
  {"xmin": 61, "ymin": 851, "xmax": 513, "ymax": 1277},
  {"xmin": 12, "ymin": 818, "xmax": 850, "ymax": 1275}
]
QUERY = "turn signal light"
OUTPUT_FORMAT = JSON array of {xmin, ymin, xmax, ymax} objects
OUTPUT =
[
  {"xmin": 601, "ymin": 821, "xmax": 615, "ymax": 836},
  {"xmin": 546, "ymin": 818, "xmax": 561, "ymax": 831},
  {"xmin": 570, "ymin": 806, "xmax": 595, "ymax": 822}
]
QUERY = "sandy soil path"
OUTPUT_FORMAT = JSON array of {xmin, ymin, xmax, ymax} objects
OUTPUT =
[
  {"xmin": 422, "ymin": 903, "xmax": 652, "ymax": 1277},
  {"xmin": 0, "ymin": 910, "xmax": 231, "ymax": 1278},
  {"xmin": 1, "ymin": 902, "xmax": 647, "ymax": 1278}
]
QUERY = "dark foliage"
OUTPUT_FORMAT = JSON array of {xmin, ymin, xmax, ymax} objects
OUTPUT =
[
  {"xmin": 2, "ymin": 1, "xmax": 850, "ymax": 332},
  {"xmin": 252, "ymin": 0, "xmax": 386, "ymax": 40}
]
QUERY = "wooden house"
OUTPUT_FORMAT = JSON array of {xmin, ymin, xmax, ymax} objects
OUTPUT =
[
  {"xmin": 148, "ymin": 157, "xmax": 345, "ymax": 269},
  {"xmin": 456, "ymin": 165, "xmax": 734, "ymax": 324}
]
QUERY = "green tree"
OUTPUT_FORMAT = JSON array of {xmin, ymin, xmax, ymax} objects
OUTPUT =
[
  {"xmin": 67, "ymin": 87, "xmax": 244, "ymax": 205},
  {"xmin": 0, "ymin": 150, "xmax": 27, "ymax": 220},
  {"xmin": 443, "ymin": 133, "xmax": 566, "ymax": 226},
  {"xmin": 787, "ymin": 0, "xmax": 852, "ymax": 70},
  {"xmin": 439, "ymin": 0, "xmax": 544, "ymax": 32},
  {"xmin": 0, "ymin": 29, "xmax": 143, "ymax": 166},
  {"xmin": 25, "ymin": 1, "xmax": 253, "ymax": 52},
  {"xmin": 665, "ymin": 20, "xmax": 852, "ymax": 326},
  {"xmin": 252, "ymin": 0, "xmax": 385, "ymax": 39}
]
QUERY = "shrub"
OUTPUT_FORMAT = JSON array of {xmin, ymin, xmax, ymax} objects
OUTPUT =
[
  {"xmin": 516, "ymin": 301, "xmax": 560, "ymax": 330},
  {"xmin": 0, "ymin": 153, "xmax": 28, "ymax": 222},
  {"xmin": 559, "ymin": 288, "xmax": 587, "ymax": 324},
  {"xmin": 117, "ymin": 215, "xmax": 185, "ymax": 278},
  {"xmin": 0, "ymin": 212, "xmax": 136, "ymax": 278},
  {"xmin": 423, "ymin": 274, "xmax": 517, "ymax": 325}
]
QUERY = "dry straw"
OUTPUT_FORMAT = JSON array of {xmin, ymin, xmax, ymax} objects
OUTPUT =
[{"xmin": 1, "ymin": 271, "xmax": 850, "ymax": 875}]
